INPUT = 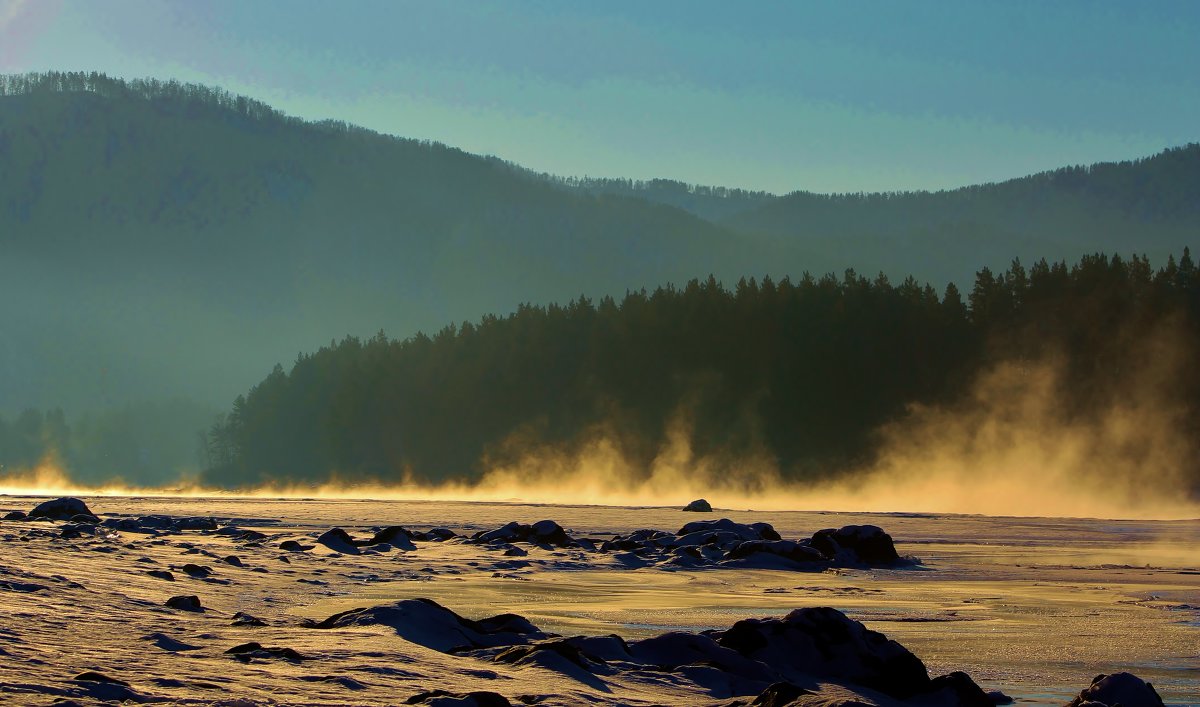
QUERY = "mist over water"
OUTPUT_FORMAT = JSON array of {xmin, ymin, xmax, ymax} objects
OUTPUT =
[{"xmin": 5, "ymin": 347, "xmax": 1198, "ymax": 521}]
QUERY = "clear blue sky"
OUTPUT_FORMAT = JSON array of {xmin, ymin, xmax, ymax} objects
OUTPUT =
[{"xmin": 3, "ymin": 0, "xmax": 1197, "ymax": 193}]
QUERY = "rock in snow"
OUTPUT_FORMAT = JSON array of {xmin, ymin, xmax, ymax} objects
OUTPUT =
[
  {"xmin": 303, "ymin": 597, "xmax": 549, "ymax": 652},
  {"xmin": 1067, "ymin": 672, "xmax": 1165, "ymax": 707},
  {"xmin": 714, "ymin": 606, "xmax": 933, "ymax": 699},
  {"xmin": 316, "ymin": 527, "xmax": 362, "ymax": 554},
  {"xmin": 683, "ymin": 498, "xmax": 713, "ymax": 512},
  {"xmin": 474, "ymin": 520, "xmax": 576, "ymax": 547},
  {"xmin": 165, "ymin": 595, "xmax": 203, "ymax": 612},
  {"xmin": 808, "ymin": 525, "xmax": 902, "ymax": 565},
  {"xmin": 28, "ymin": 497, "xmax": 94, "ymax": 520}
]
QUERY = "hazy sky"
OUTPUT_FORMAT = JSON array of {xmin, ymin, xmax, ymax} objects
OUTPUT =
[{"xmin": 3, "ymin": 0, "xmax": 1197, "ymax": 193}]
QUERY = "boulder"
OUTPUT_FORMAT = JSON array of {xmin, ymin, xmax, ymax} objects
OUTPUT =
[
  {"xmin": 165, "ymin": 595, "xmax": 203, "ymax": 612},
  {"xmin": 303, "ymin": 598, "xmax": 548, "ymax": 652},
  {"xmin": 173, "ymin": 516, "xmax": 218, "ymax": 531},
  {"xmin": 1067, "ymin": 672, "xmax": 1165, "ymax": 707},
  {"xmin": 683, "ymin": 498, "xmax": 713, "ymax": 512},
  {"xmin": 924, "ymin": 671, "xmax": 994, "ymax": 707},
  {"xmin": 426, "ymin": 527, "xmax": 457, "ymax": 541},
  {"xmin": 231, "ymin": 612, "xmax": 267, "ymax": 627},
  {"xmin": 368, "ymin": 525, "xmax": 418, "ymax": 549},
  {"xmin": 724, "ymin": 540, "xmax": 827, "ymax": 566},
  {"xmin": 629, "ymin": 631, "xmax": 774, "ymax": 681},
  {"xmin": 474, "ymin": 520, "xmax": 575, "ymax": 547},
  {"xmin": 225, "ymin": 641, "xmax": 305, "ymax": 662},
  {"xmin": 180, "ymin": 563, "xmax": 212, "ymax": 578},
  {"xmin": 28, "ymin": 497, "xmax": 93, "ymax": 520},
  {"xmin": 2, "ymin": 510, "xmax": 27, "ymax": 521},
  {"xmin": 316, "ymin": 527, "xmax": 361, "ymax": 554},
  {"xmin": 809, "ymin": 525, "xmax": 901, "ymax": 565},
  {"xmin": 715, "ymin": 607, "xmax": 931, "ymax": 699},
  {"xmin": 404, "ymin": 690, "xmax": 512, "ymax": 707},
  {"xmin": 102, "ymin": 517, "xmax": 144, "ymax": 532},
  {"xmin": 678, "ymin": 518, "xmax": 781, "ymax": 542}
]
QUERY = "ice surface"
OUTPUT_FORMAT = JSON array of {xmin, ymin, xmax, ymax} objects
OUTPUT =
[{"xmin": 0, "ymin": 495, "xmax": 1196, "ymax": 705}]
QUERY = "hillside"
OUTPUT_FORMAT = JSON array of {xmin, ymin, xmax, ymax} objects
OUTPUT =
[
  {"xmin": 721, "ymin": 145, "xmax": 1200, "ymax": 281},
  {"xmin": 0, "ymin": 73, "xmax": 765, "ymax": 411},
  {"xmin": 1, "ymin": 71, "xmax": 1197, "ymax": 419}
]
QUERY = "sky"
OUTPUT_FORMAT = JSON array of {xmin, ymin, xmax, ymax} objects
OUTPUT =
[{"xmin": 2, "ymin": 0, "xmax": 1198, "ymax": 194}]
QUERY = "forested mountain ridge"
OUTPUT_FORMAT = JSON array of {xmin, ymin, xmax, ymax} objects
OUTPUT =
[{"xmin": 1, "ymin": 70, "xmax": 1196, "ymax": 423}]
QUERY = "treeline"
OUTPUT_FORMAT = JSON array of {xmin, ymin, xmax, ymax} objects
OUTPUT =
[
  {"xmin": 202, "ymin": 251, "xmax": 1200, "ymax": 490},
  {"xmin": 0, "ymin": 401, "xmax": 218, "ymax": 486}
]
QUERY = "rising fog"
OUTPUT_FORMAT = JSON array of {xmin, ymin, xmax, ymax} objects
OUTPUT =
[{"xmin": 6, "ymin": 339, "xmax": 1198, "ymax": 521}]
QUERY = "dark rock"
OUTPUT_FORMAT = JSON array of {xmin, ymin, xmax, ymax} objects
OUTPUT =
[
  {"xmin": 146, "ymin": 570, "xmax": 175, "ymax": 581},
  {"xmin": 725, "ymin": 540, "xmax": 827, "ymax": 566},
  {"xmin": 225, "ymin": 641, "xmax": 305, "ymax": 662},
  {"xmin": 629, "ymin": 631, "xmax": 774, "ymax": 681},
  {"xmin": 494, "ymin": 639, "xmax": 597, "ymax": 671},
  {"xmin": 165, "ymin": 594, "xmax": 203, "ymax": 612},
  {"xmin": 475, "ymin": 520, "xmax": 576, "ymax": 547},
  {"xmin": 69, "ymin": 513, "xmax": 100, "ymax": 524},
  {"xmin": 1067, "ymin": 672, "xmax": 1165, "ymax": 707},
  {"xmin": 297, "ymin": 675, "xmax": 367, "ymax": 690},
  {"xmin": 368, "ymin": 525, "xmax": 417, "ymax": 547},
  {"xmin": 59, "ymin": 524, "xmax": 88, "ymax": 539},
  {"xmin": 137, "ymin": 515, "xmax": 176, "ymax": 529},
  {"xmin": 808, "ymin": 525, "xmax": 901, "ymax": 565},
  {"xmin": 174, "ymin": 516, "xmax": 218, "ymax": 531},
  {"xmin": 677, "ymin": 518, "xmax": 781, "ymax": 543},
  {"xmin": 180, "ymin": 563, "xmax": 212, "ymax": 578},
  {"xmin": 426, "ymin": 527, "xmax": 457, "ymax": 541},
  {"xmin": 317, "ymin": 527, "xmax": 361, "ymax": 554},
  {"xmin": 0, "ymin": 580, "xmax": 49, "ymax": 592},
  {"xmin": 229, "ymin": 609, "xmax": 267, "ymax": 624},
  {"xmin": 405, "ymin": 689, "xmax": 512, "ymax": 707},
  {"xmin": 683, "ymin": 498, "xmax": 714, "ymax": 512},
  {"xmin": 28, "ymin": 497, "xmax": 93, "ymax": 520},
  {"xmin": 234, "ymin": 529, "xmax": 268, "ymax": 542},
  {"xmin": 924, "ymin": 671, "xmax": 994, "ymax": 707},
  {"xmin": 279, "ymin": 540, "xmax": 308, "ymax": 552},
  {"xmin": 715, "ymin": 606, "xmax": 931, "ymax": 699},
  {"xmin": 222, "ymin": 555, "xmax": 243, "ymax": 567},
  {"xmin": 102, "ymin": 517, "xmax": 144, "ymax": 532},
  {"xmin": 72, "ymin": 672, "xmax": 129, "ymax": 686},
  {"xmin": 558, "ymin": 634, "xmax": 632, "ymax": 662},
  {"xmin": 2, "ymin": 510, "xmax": 27, "ymax": 521},
  {"xmin": 231, "ymin": 611, "xmax": 268, "ymax": 627},
  {"xmin": 303, "ymin": 598, "xmax": 548, "ymax": 652}
]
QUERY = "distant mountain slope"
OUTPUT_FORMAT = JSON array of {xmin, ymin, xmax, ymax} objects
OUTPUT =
[
  {"xmin": 0, "ymin": 73, "xmax": 768, "ymax": 409},
  {"xmin": 721, "ymin": 145, "xmax": 1200, "ymax": 281},
  {"xmin": 549, "ymin": 176, "xmax": 777, "ymax": 222}
]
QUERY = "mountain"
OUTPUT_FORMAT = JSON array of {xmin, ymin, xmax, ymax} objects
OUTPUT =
[
  {"xmin": 0, "ymin": 72, "xmax": 773, "ymax": 411},
  {"xmin": 718, "ymin": 145, "xmax": 1200, "ymax": 282},
  {"xmin": 1, "ymin": 71, "xmax": 1197, "ymax": 416}
]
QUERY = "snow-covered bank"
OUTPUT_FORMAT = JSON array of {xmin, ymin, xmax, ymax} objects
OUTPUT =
[{"xmin": 0, "ymin": 496, "xmax": 1196, "ymax": 705}]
